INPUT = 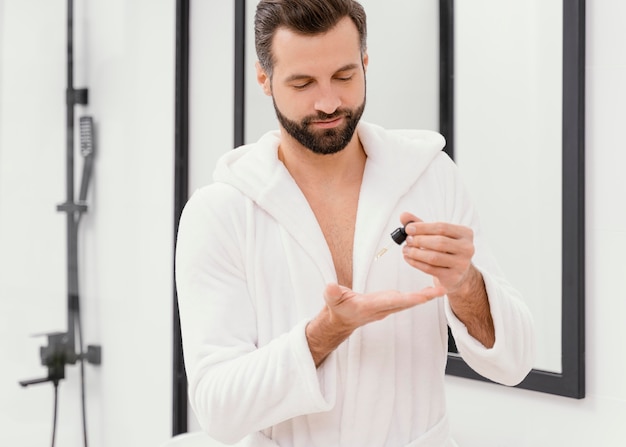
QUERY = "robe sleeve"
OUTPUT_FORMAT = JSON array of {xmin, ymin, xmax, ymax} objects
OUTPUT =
[
  {"xmin": 444, "ymin": 267, "xmax": 536, "ymax": 386},
  {"xmin": 175, "ymin": 185, "xmax": 335, "ymax": 444}
]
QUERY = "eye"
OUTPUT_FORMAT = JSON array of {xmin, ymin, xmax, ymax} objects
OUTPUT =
[
  {"xmin": 334, "ymin": 70, "xmax": 355, "ymax": 82},
  {"xmin": 292, "ymin": 81, "xmax": 312, "ymax": 90}
]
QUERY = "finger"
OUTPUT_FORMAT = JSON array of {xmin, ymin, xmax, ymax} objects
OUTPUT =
[
  {"xmin": 405, "ymin": 234, "xmax": 474, "ymax": 258},
  {"xmin": 403, "ymin": 255, "xmax": 450, "ymax": 276},
  {"xmin": 395, "ymin": 286, "xmax": 446, "ymax": 309},
  {"xmin": 402, "ymin": 255, "xmax": 470, "ymax": 294},
  {"xmin": 411, "ymin": 285, "xmax": 446, "ymax": 300},
  {"xmin": 399, "ymin": 212, "xmax": 423, "ymax": 227},
  {"xmin": 373, "ymin": 286, "xmax": 445, "ymax": 312},
  {"xmin": 406, "ymin": 234, "xmax": 453, "ymax": 253},
  {"xmin": 406, "ymin": 221, "xmax": 472, "ymax": 240},
  {"xmin": 403, "ymin": 245, "xmax": 456, "ymax": 269}
]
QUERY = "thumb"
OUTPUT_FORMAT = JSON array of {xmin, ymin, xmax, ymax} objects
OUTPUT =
[{"xmin": 323, "ymin": 283, "xmax": 347, "ymax": 306}]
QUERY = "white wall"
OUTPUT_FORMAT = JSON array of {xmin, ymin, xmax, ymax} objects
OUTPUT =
[{"xmin": 0, "ymin": 1, "xmax": 175, "ymax": 446}]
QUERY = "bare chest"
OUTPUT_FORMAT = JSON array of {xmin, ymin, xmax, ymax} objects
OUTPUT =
[{"xmin": 305, "ymin": 191, "xmax": 359, "ymax": 289}]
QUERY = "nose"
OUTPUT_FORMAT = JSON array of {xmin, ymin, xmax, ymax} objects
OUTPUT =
[{"xmin": 314, "ymin": 84, "xmax": 341, "ymax": 115}]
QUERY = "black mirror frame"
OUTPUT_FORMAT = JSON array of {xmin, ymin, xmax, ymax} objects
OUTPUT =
[
  {"xmin": 440, "ymin": 0, "xmax": 586, "ymax": 399},
  {"xmin": 173, "ymin": 0, "xmax": 190, "ymax": 435},
  {"xmin": 171, "ymin": 0, "xmax": 249, "ymax": 435},
  {"xmin": 172, "ymin": 0, "xmax": 586, "ymax": 433}
]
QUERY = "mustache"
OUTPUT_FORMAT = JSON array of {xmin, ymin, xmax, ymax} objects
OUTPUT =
[{"xmin": 302, "ymin": 109, "xmax": 351, "ymax": 125}]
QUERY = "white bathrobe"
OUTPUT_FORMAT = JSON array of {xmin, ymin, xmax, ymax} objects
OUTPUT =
[{"xmin": 175, "ymin": 121, "xmax": 535, "ymax": 447}]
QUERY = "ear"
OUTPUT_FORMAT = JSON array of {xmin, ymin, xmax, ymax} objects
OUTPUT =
[
  {"xmin": 362, "ymin": 52, "xmax": 369, "ymax": 73},
  {"xmin": 255, "ymin": 61, "xmax": 272, "ymax": 96}
]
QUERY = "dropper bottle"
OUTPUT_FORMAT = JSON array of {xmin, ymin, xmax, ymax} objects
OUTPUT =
[{"xmin": 375, "ymin": 224, "xmax": 410, "ymax": 260}]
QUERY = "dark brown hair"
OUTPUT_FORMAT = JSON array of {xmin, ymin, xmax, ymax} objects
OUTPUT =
[{"xmin": 255, "ymin": 0, "xmax": 367, "ymax": 78}]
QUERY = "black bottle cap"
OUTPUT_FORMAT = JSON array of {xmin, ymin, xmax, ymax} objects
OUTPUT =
[{"xmin": 390, "ymin": 226, "xmax": 408, "ymax": 245}]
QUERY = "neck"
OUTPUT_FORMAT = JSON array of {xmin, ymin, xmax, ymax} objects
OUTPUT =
[{"xmin": 278, "ymin": 131, "xmax": 366, "ymax": 189}]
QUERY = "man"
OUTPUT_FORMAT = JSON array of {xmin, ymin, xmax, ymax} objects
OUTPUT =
[{"xmin": 175, "ymin": 1, "xmax": 535, "ymax": 446}]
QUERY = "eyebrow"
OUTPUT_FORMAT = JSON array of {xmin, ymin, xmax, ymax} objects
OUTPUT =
[{"xmin": 283, "ymin": 63, "xmax": 360, "ymax": 84}]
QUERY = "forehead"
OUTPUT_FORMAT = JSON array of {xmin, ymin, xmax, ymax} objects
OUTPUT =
[{"xmin": 271, "ymin": 16, "xmax": 362, "ymax": 79}]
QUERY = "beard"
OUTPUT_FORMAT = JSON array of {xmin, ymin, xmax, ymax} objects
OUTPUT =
[{"xmin": 273, "ymin": 96, "xmax": 366, "ymax": 155}]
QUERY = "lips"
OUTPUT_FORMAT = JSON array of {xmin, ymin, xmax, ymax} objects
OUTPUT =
[{"xmin": 310, "ymin": 116, "xmax": 344, "ymax": 129}]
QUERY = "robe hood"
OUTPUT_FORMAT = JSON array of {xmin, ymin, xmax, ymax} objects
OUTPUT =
[
  {"xmin": 213, "ymin": 121, "xmax": 445, "ymax": 214},
  {"xmin": 211, "ymin": 121, "xmax": 446, "ymax": 290}
]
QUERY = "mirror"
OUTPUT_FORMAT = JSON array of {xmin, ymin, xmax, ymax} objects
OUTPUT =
[
  {"xmin": 452, "ymin": 0, "xmax": 564, "ymax": 374},
  {"xmin": 173, "ymin": 0, "xmax": 586, "ymax": 428},
  {"xmin": 441, "ymin": 0, "xmax": 585, "ymax": 399}
]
